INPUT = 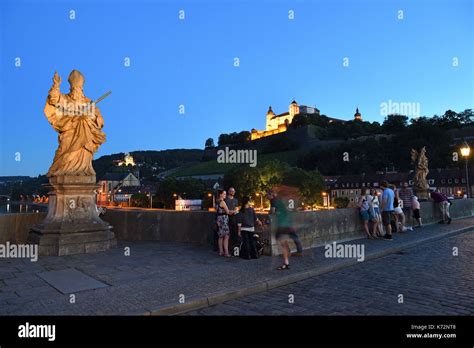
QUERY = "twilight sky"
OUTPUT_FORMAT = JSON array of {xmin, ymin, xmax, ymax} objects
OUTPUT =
[{"xmin": 0, "ymin": 0, "xmax": 472, "ymax": 176}]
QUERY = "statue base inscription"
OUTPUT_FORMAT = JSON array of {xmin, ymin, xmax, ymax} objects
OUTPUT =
[{"xmin": 28, "ymin": 175, "xmax": 116, "ymax": 256}]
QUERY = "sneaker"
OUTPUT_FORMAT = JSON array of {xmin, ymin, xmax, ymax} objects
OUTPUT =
[
  {"xmin": 383, "ymin": 235, "xmax": 393, "ymax": 241},
  {"xmin": 447, "ymin": 218, "xmax": 452, "ymax": 224}
]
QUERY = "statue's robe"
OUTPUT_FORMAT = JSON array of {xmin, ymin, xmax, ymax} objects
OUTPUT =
[{"xmin": 44, "ymin": 87, "xmax": 106, "ymax": 177}]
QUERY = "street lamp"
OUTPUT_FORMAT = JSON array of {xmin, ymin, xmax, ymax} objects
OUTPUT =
[
  {"xmin": 256, "ymin": 192, "xmax": 263, "ymax": 211},
  {"xmin": 208, "ymin": 192, "xmax": 215, "ymax": 209},
  {"xmin": 147, "ymin": 192, "xmax": 153, "ymax": 208},
  {"xmin": 322, "ymin": 191, "xmax": 328, "ymax": 208},
  {"xmin": 461, "ymin": 142, "xmax": 471, "ymax": 198}
]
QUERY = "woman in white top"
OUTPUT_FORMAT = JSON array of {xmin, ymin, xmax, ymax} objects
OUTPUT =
[{"xmin": 369, "ymin": 189, "xmax": 383, "ymax": 237}]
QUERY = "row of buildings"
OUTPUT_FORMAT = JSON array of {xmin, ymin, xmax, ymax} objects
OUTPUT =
[
  {"xmin": 97, "ymin": 166, "xmax": 472, "ymax": 209},
  {"xmin": 326, "ymin": 167, "xmax": 473, "ymax": 207}
]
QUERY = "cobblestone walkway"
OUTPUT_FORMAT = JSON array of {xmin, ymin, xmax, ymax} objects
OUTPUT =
[
  {"xmin": 186, "ymin": 231, "xmax": 474, "ymax": 315},
  {"xmin": 0, "ymin": 217, "xmax": 473, "ymax": 315}
]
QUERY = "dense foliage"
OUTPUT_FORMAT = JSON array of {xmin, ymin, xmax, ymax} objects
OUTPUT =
[
  {"xmin": 297, "ymin": 110, "xmax": 473, "ymax": 175},
  {"xmin": 155, "ymin": 177, "xmax": 209, "ymax": 209},
  {"xmin": 223, "ymin": 160, "xmax": 325, "ymax": 207},
  {"xmin": 217, "ymin": 131, "xmax": 251, "ymax": 146}
]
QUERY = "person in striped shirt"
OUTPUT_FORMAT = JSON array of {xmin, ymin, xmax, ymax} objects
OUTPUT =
[{"xmin": 399, "ymin": 182, "xmax": 414, "ymax": 228}]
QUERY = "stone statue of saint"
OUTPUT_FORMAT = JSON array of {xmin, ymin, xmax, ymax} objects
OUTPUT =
[
  {"xmin": 29, "ymin": 70, "xmax": 116, "ymax": 256},
  {"xmin": 44, "ymin": 70, "xmax": 106, "ymax": 177},
  {"xmin": 411, "ymin": 147, "xmax": 430, "ymax": 199}
]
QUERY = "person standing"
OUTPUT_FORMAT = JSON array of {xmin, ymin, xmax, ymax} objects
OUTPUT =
[
  {"xmin": 412, "ymin": 195, "xmax": 423, "ymax": 228},
  {"xmin": 358, "ymin": 188, "xmax": 378, "ymax": 239},
  {"xmin": 399, "ymin": 182, "xmax": 414, "ymax": 228},
  {"xmin": 268, "ymin": 190, "xmax": 303, "ymax": 270},
  {"xmin": 380, "ymin": 181, "xmax": 395, "ymax": 241},
  {"xmin": 390, "ymin": 184, "xmax": 407, "ymax": 233},
  {"xmin": 369, "ymin": 189, "xmax": 383, "ymax": 237},
  {"xmin": 225, "ymin": 187, "xmax": 239, "ymax": 245},
  {"xmin": 216, "ymin": 189, "xmax": 232, "ymax": 257},
  {"xmin": 236, "ymin": 197, "xmax": 262, "ymax": 259},
  {"xmin": 431, "ymin": 189, "xmax": 452, "ymax": 224}
]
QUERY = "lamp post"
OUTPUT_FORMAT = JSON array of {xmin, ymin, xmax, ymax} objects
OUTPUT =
[
  {"xmin": 256, "ymin": 192, "xmax": 263, "ymax": 211},
  {"xmin": 208, "ymin": 192, "xmax": 214, "ymax": 209},
  {"xmin": 147, "ymin": 192, "xmax": 153, "ymax": 209},
  {"xmin": 461, "ymin": 142, "xmax": 471, "ymax": 198},
  {"xmin": 322, "ymin": 191, "xmax": 328, "ymax": 208}
]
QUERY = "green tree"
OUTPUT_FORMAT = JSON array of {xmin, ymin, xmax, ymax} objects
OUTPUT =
[
  {"xmin": 155, "ymin": 177, "xmax": 207, "ymax": 209},
  {"xmin": 283, "ymin": 167, "xmax": 324, "ymax": 206},
  {"xmin": 223, "ymin": 165, "xmax": 261, "ymax": 201},
  {"xmin": 382, "ymin": 114, "xmax": 409, "ymax": 134},
  {"xmin": 205, "ymin": 138, "xmax": 215, "ymax": 148},
  {"xmin": 131, "ymin": 193, "xmax": 149, "ymax": 208}
]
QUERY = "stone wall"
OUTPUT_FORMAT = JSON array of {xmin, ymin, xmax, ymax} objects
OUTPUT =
[
  {"xmin": 102, "ymin": 209, "xmax": 216, "ymax": 245},
  {"xmin": 1, "ymin": 200, "xmax": 473, "ymax": 255},
  {"xmin": 0, "ymin": 212, "xmax": 47, "ymax": 244}
]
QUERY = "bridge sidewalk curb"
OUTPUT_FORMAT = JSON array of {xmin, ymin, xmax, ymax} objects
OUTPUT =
[{"xmin": 142, "ymin": 222, "xmax": 474, "ymax": 316}]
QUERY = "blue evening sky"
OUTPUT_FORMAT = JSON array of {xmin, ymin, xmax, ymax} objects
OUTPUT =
[{"xmin": 0, "ymin": 0, "xmax": 472, "ymax": 176}]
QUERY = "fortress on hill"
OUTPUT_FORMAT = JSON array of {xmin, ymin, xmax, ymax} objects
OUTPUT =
[{"xmin": 251, "ymin": 100, "xmax": 363, "ymax": 140}]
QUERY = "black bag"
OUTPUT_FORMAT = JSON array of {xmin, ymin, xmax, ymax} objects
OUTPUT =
[{"xmin": 237, "ymin": 232, "xmax": 263, "ymax": 259}]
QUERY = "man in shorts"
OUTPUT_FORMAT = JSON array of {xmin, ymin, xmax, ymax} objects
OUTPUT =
[
  {"xmin": 380, "ymin": 180, "xmax": 394, "ymax": 241},
  {"xmin": 267, "ymin": 190, "xmax": 302, "ymax": 270}
]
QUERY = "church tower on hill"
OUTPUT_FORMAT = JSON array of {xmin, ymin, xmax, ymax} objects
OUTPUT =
[{"xmin": 354, "ymin": 107, "xmax": 362, "ymax": 121}]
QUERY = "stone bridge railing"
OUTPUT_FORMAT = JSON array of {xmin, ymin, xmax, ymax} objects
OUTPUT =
[{"xmin": 1, "ymin": 199, "xmax": 473, "ymax": 256}]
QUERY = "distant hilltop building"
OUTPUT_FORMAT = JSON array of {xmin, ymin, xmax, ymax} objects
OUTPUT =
[
  {"xmin": 251, "ymin": 100, "xmax": 362, "ymax": 140},
  {"xmin": 354, "ymin": 107, "xmax": 362, "ymax": 121},
  {"xmin": 115, "ymin": 153, "xmax": 136, "ymax": 167}
]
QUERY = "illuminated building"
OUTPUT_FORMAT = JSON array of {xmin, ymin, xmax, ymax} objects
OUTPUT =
[{"xmin": 116, "ymin": 153, "xmax": 136, "ymax": 167}]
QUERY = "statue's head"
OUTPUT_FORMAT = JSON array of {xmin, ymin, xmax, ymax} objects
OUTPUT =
[{"xmin": 68, "ymin": 69, "xmax": 85, "ymax": 89}]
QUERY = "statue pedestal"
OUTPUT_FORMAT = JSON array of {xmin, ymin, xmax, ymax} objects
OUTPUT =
[
  {"xmin": 28, "ymin": 176, "xmax": 116, "ymax": 256},
  {"xmin": 415, "ymin": 188, "xmax": 430, "ymax": 201}
]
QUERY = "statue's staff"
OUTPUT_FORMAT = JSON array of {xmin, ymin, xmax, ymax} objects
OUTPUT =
[
  {"xmin": 92, "ymin": 90, "xmax": 112, "ymax": 105},
  {"xmin": 55, "ymin": 90, "xmax": 112, "ymax": 110}
]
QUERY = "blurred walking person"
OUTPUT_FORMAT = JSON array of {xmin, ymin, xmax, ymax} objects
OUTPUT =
[{"xmin": 268, "ymin": 190, "xmax": 302, "ymax": 270}]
